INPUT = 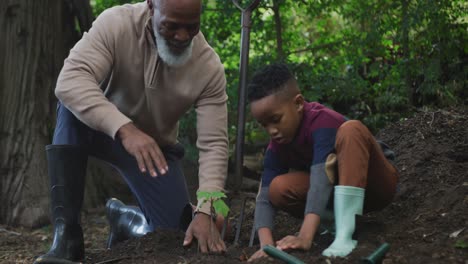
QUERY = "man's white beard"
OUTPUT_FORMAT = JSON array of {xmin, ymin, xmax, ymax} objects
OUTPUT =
[{"xmin": 154, "ymin": 30, "xmax": 193, "ymax": 67}]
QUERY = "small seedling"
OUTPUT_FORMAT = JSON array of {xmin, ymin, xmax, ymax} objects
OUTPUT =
[
  {"xmin": 196, "ymin": 191, "xmax": 230, "ymax": 218},
  {"xmin": 195, "ymin": 191, "xmax": 230, "ymax": 251}
]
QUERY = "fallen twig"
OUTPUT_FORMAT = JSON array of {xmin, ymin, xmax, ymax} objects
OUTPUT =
[
  {"xmin": 423, "ymin": 230, "xmax": 437, "ymax": 238},
  {"xmin": 428, "ymin": 111, "xmax": 440, "ymax": 128},
  {"xmin": 449, "ymin": 228, "xmax": 465, "ymax": 238},
  {"xmin": 0, "ymin": 227, "xmax": 21, "ymax": 236},
  {"xmin": 413, "ymin": 212, "xmax": 429, "ymax": 221}
]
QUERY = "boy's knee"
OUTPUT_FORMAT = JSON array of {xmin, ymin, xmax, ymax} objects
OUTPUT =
[
  {"xmin": 336, "ymin": 120, "xmax": 370, "ymax": 144},
  {"xmin": 337, "ymin": 120, "xmax": 364, "ymax": 135},
  {"xmin": 268, "ymin": 177, "xmax": 288, "ymax": 207}
]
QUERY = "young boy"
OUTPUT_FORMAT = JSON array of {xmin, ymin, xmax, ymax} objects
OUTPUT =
[{"xmin": 247, "ymin": 64, "xmax": 399, "ymax": 261}]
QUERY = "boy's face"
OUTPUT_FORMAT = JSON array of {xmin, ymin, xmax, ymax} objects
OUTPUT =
[{"xmin": 250, "ymin": 90, "xmax": 304, "ymax": 145}]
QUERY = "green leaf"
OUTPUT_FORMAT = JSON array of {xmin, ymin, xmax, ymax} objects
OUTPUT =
[
  {"xmin": 196, "ymin": 191, "xmax": 227, "ymax": 200},
  {"xmin": 213, "ymin": 199, "xmax": 230, "ymax": 218},
  {"xmin": 196, "ymin": 191, "xmax": 230, "ymax": 217},
  {"xmin": 455, "ymin": 240, "xmax": 468, "ymax": 249}
]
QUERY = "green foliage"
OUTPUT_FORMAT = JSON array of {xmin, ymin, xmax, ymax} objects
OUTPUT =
[
  {"xmin": 178, "ymin": 109, "xmax": 199, "ymax": 161},
  {"xmin": 91, "ymin": 0, "xmax": 140, "ymax": 17},
  {"xmin": 454, "ymin": 240, "xmax": 468, "ymax": 249},
  {"xmin": 196, "ymin": 191, "xmax": 230, "ymax": 218},
  {"xmin": 92, "ymin": 0, "xmax": 467, "ymax": 150}
]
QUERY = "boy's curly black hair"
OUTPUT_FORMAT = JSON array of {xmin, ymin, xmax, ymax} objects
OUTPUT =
[{"xmin": 247, "ymin": 63, "xmax": 294, "ymax": 103}]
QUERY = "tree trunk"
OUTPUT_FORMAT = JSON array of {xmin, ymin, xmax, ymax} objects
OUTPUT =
[
  {"xmin": 0, "ymin": 0, "xmax": 131, "ymax": 228},
  {"xmin": 0, "ymin": 0, "xmax": 79, "ymax": 227},
  {"xmin": 272, "ymin": 0, "xmax": 285, "ymax": 61}
]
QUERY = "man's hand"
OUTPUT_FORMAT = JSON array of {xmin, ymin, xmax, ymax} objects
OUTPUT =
[
  {"xmin": 117, "ymin": 123, "xmax": 168, "ymax": 177},
  {"xmin": 183, "ymin": 212, "xmax": 226, "ymax": 253}
]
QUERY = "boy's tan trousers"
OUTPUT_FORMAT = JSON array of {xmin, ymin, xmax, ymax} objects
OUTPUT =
[{"xmin": 268, "ymin": 120, "xmax": 399, "ymax": 217}]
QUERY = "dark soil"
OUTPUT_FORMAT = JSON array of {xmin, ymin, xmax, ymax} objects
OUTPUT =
[{"xmin": 1, "ymin": 107, "xmax": 467, "ymax": 264}]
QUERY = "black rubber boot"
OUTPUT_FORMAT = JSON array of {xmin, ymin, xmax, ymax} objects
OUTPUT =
[
  {"xmin": 106, "ymin": 198, "xmax": 152, "ymax": 249},
  {"xmin": 34, "ymin": 145, "xmax": 87, "ymax": 264}
]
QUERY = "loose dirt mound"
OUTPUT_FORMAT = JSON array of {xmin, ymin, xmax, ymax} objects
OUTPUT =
[
  {"xmin": 86, "ymin": 107, "xmax": 467, "ymax": 264},
  {"xmin": 1, "ymin": 107, "xmax": 467, "ymax": 263}
]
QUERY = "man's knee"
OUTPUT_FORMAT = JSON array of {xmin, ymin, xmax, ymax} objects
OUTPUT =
[{"xmin": 53, "ymin": 102, "xmax": 91, "ymax": 145}]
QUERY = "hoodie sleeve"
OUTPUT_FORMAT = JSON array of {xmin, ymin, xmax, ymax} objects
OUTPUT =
[
  {"xmin": 193, "ymin": 54, "xmax": 229, "ymax": 215},
  {"xmin": 254, "ymin": 147, "xmax": 288, "ymax": 230},
  {"xmin": 55, "ymin": 8, "xmax": 131, "ymax": 138},
  {"xmin": 305, "ymin": 128, "xmax": 337, "ymax": 217}
]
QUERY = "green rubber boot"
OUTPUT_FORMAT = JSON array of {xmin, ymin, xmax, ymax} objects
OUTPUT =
[{"xmin": 322, "ymin": 185, "xmax": 364, "ymax": 258}]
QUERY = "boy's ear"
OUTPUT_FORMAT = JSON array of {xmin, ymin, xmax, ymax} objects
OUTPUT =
[{"xmin": 294, "ymin": 94, "xmax": 305, "ymax": 112}]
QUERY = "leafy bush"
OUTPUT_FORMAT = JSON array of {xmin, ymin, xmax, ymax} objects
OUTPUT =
[{"xmin": 92, "ymin": 0, "xmax": 467, "ymax": 158}]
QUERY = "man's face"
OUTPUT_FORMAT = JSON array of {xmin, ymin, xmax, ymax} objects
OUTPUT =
[
  {"xmin": 148, "ymin": 0, "xmax": 201, "ymax": 66},
  {"xmin": 250, "ymin": 90, "xmax": 304, "ymax": 145}
]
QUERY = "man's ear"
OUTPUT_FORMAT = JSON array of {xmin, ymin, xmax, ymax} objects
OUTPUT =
[
  {"xmin": 147, "ymin": 0, "xmax": 154, "ymax": 12},
  {"xmin": 294, "ymin": 94, "xmax": 305, "ymax": 112}
]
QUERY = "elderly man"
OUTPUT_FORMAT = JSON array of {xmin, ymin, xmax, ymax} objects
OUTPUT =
[{"xmin": 34, "ymin": 0, "xmax": 228, "ymax": 263}]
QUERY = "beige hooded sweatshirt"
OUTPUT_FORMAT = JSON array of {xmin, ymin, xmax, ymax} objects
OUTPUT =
[{"xmin": 55, "ymin": 2, "xmax": 228, "ymax": 214}]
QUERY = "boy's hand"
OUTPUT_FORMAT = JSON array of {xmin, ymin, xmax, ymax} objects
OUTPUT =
[
  {"xmin": 248, "ymin": 247, "xmax": 272, "ymax": 262},
  {"xmin": 276, "ymin": 234, "xmax": 312, "ymax": 251},
  {"xmin": 183, "ymin": 212, "xmax": 226, "ymax": 253},
  {"xmin": 275, "ymin": 213, "xmax": 319, "ymax": 251},
  {"xmin": 248, "ymin": 228, "xmax": 275, "ymax": 261}
]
